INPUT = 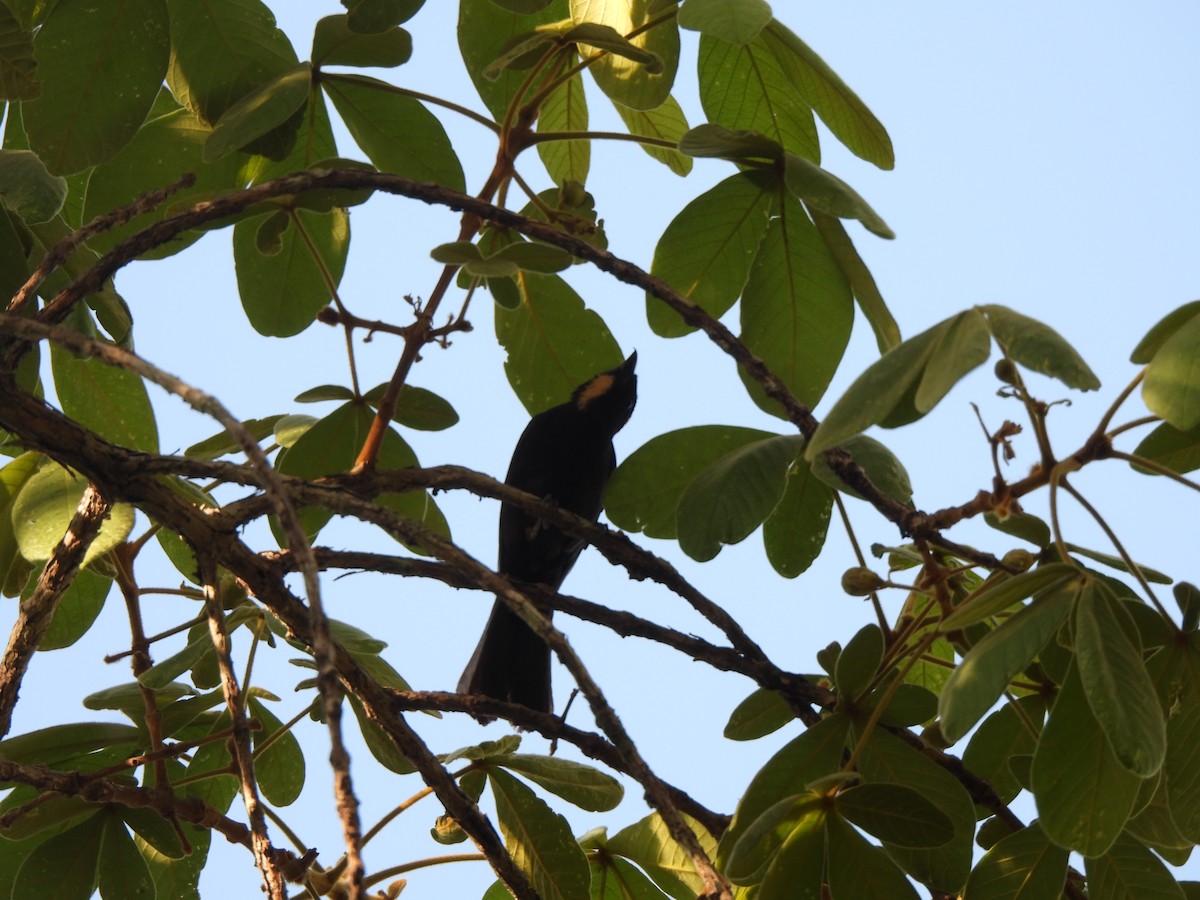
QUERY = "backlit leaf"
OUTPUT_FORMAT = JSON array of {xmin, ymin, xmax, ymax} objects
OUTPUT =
[
  {"xmin": 961, "ymin": 822, "xmax": 1067, "ymax": 900},
  {"xmin": 647, "ymin": 171, "xmax": 773, "ymax": 337},
  {"xmin": 677, "ymin": 434, "xmax": 805, "ymax": 561},
  {"xmin": 607, "ymin": 426, "xmax": 775, "ymax": 539},
  {"xmin": 489, "ymin": 767, "xmax": 590, "ymax": 900},
  {"xmin": 939, "ymin": 579, "xmax": 1075, "ymax": 741},
  {"xmin": 1031, "ymin": 664, "xmax": 1142, "ymax": 856},
  {"xmin": 980, "ymin": 305, "xmax": 1100, "ymax": 391},
  {"xmin": 24, "ymin": 0, "xmax": 169, "ymax": 173}
]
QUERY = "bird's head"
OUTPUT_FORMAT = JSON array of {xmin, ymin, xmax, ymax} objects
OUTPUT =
[{"xmin": 572, "ymin": 351, "xmax": 637, "ymax": 435}]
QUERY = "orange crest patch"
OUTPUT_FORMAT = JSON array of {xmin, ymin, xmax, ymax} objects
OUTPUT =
[{"xmin": 576, "ymin": 373, "xmax": 615, "ymax": 408}]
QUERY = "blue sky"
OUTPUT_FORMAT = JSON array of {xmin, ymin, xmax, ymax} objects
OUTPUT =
[{"xmin": 11, "ymin": 2, "xmax": 1200, "ymax": 896}]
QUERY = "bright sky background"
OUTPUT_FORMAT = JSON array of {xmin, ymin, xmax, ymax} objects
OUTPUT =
[{"xmin": 9, "ymin": 2, "xmax": 1200, "ymax": 897}]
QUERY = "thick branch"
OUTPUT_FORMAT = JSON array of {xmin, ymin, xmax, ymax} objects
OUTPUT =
[{"xmin": 0, "ymin": 483, "xmax": 109, "ymax": 738}]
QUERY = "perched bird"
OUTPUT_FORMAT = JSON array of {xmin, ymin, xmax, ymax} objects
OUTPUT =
[{"xmin": 458, "ymin": 353, "xmax": 638, "ymax": 720}]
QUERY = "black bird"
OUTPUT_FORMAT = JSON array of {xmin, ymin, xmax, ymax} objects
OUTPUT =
[{"xmin": 458, "ymin": 353, "xmax": 638, "ymax": 720}]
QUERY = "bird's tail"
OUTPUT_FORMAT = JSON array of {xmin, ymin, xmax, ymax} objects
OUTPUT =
[{"xmin": 457, "ymin": 598, "xmax": 551, "ymax": 722}]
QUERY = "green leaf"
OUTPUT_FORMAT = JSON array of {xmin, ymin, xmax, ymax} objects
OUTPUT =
[
  {"xmin": 607, "ymin": 812, "xmax": 717, "ymax": 900},
  {"xmin": 11, "ymin": 462, "xmax": 134, "ymax": 566},
  {"xmin": 0, "ymin": 791, "xmax": 96, "ymax": 841},
  {"xmin": 166, "ymin": 0, "xmax": 300, "ymax": 130},
  {"xmin": 1067, "ymin": 543, "xmax": 1171, "ymax": 584},
  {"xmin": 489, "ymin": 0, "xmax": 554, "ymax": 12},
  {"xmin": 204, "ymin": 62, "xmax": 312, "ymax": 161},
  {"xmin": 23, "ymin": 0, "xmax": 169, "ymax": 174},
  {"xmin": 940, "ymin": 563, "xmax": 1078, "ymax": 631},
  {"xmin": 739, "ymin": 190, "xmax": 853, "ymax": 415},
  {"xmin": 39, "ymin": 568, "xmax": 110, "ymax": 651},
  {"xmin": 137, "ymin": 637, "xmax": 213, "ymax": 691},
  {"xmin": 136, "ymin": 819, "xmax": 206, "ymax": 900},
  {"xmin": 120, "ymin": 806, "xmax": 185, "ymax": 860},
  {"xmin": 1132, "ymin": 421, "xmax": 1200, "ymax": 475},
  {"xmin": 725, "ymin": 792, "xmax": 821, "ymax": 884},
  {"xmin": 647, "ymin": 171, "xmax": 773, "ymax": 338},
  {"xmin": 322, "ymin": 74, "xmax": 465, "ymax": 190},
  {"xmin": 493, "ymin": 272, "xmax": 622, "ymax": 415},
  {"xmin": 698, "ymin": 32, "xmax": 818, "ymax": 164},
  {"xmin": 759, "ymin": 20, "xmax": 894, "ymax": 169},
  {"xmin": 499, "ymin": 754, "xmax": 623, "ymax": 812},
  {"xmin": 489, "ymin": 767, "xmax": 590, "ymax": 900},
  {"xmin": 677, "ymin": 434, "xmax": 805, "ymax": 561},
  {"xmin": 0, "ymin": 453, "xmax": 40, "ymax": 593},
  {"xmin": 980, "ymin": 305, "xmax": 1101, "ymax": 391},
  {"xmin": 1126, "ymin": 775, "xmax": 1192, "ymax": 852},
  {"xmin": 480, "ymin": 30, "xmax": 557, "ymax": 81},
  {"xmin": 536, "ymin": 57, "xmax": 589, "ymax": 186},
  {"xmin": 809, "ymin": 434, "xmax": 913, "ymax": 505},
  {"xmin": 0, "ymin": 720, "xmax": 139, "ymax": 764},
  {"xmin": 343, "ymin": 0, "xmax": 424, "ymax": 32},
  {"xmin": 588, "ymin": 855, "xmax": 673, "ymax": 900},
  {"xmin": 678, "ymin": 123, "xmax": 781, "ymax": 162},
  {"xmin": 248, "ymin": 81, "xmax": 338, "ymax": 174},
  {"xmin": 0, "ymin": 6, "xmax": 37, "ymax": 100},
  {"xmin": 751, "ymin": 809, "xmax": 824, "ymax": 900},
  {"xmin": 811, "ymin": 211, "xmax": 900, "ymax": 352},
  {"xmin": 724, "ymin": 688, "xmax": 794, "ymax": 741},
  {"xmin": 872, "ymin": 683, "xmax": 938, "ymax": 728},
  {"xmin": 607, "ymin": 426, "xmax": 775, "ymax": 539},
  {"xmin": 233, "ymin": 207, "xmax": 349, "ymax": 337},
  {"xmin": 564, "ymin": 23, "xmax": 662, "ymax": 72},
  {"xmin": 961, "ymin": 822, "xmax": 1067, "ymax": 900},
  {"xmin": 836, "ymin": 783, "xmax": 953, "ymax": 848},
  {"xmin": 856, "ymin": 727, "xmax": 975, "ymax": 893},
  {"xmin": 1031, "ymin": 663, "xmax": 1143, "ymax": 856},
  {"xmin": 762, "ymin": 458, "xmax": 833, "ymax": 578},
  {"xmin": 312, "ymin": 15, "xmax": 411, "ymax": 67},
  {"xmin": 97, "ymin": 811, "xmax": 154, "ymax": 900},
  {"xmin": 1085, "ymin": 832, "xmax": 1186, "ymax": 900},
  {"xmin": 0, "ymin": 150, "xmax": 64, "ymax": 222},
  {"xmin": 783, "ymin": 151, "xmax": 893, "ymax": 238},
  {"xmin": 274, "ymin": 402, "xmax": 445, "ymax": 548},
  {"xmin": 182, "ymin": 713, "xmax": 240, "ymax": 814},
  {"xmin": 984, "ymin": 511, "xmax": 1052, "ymax": 548},
  {"xmin": 50, "ymin": 342, "xmax": 159, "ymax": 452},
  {"xmin": 184, "ymin": 415, "xmax": 284, "ymax": 459},
  {"xmin": 390, "ymin": 385, "xmax": 460, "ymax": 431},
  {"xmin": 82, "ymin": 101, "xmax": 247, "ymax": 259},
  {"xmin": 717, "ymin": 713, "xmax": 850, "ymax": 873},
  {"xmin": 1147, "ymin": 635, "xmax": 1200, "ymax": 841},
  {"xmin": 12, "ymin": 811, "xmax": 103, "ymax": 899},
  {"xmin": 1141, "ymin": 306, "xmax": 1200, "ymax": 430},
  {"xmin": 939, "ymin": 580, "xmax": 1075, "ymax": 742},
  {"xmin": 915, "ymin": 310, "xmax": 991, "ymax": 412},
  {"xmin": 248, "ymin": 696, "xmax": 305, "ymax": 806},
  {"xmin": 457, "ymin": 0, "xmax": 566, "ymax": 121},
  {"xmin": 347, "ymin": 692, "xmax": 415, "ymax": 774},
  {"xmin": 1131, "ymin": 301, "xmax": 1200, "ymax": 364},
  {"xmin": 84, "ymin": 681, "xmax": 194, "ymax": 720},
  {"xmin": 295, "ymin": 385, "xmax": 356, "ymax": 403},
  {"xmin": 835, "ymin": 623, "xmax": 883, "ymax": 697},
  {"xmin": 678, "ymin": 0, "xmax": 771, "ymax": 44},
  {"xmin": 805, "ymin": 318, "xmax": 945, "ymax": 457},
  {"xmin": 613, "ymin": 95, "xmax": 692, "ymax": 175},
  {"xmin": 961, "ymin": 695, "xmax": 1045, "ymax": 809},
  {"xmin": 274, "ymin": 414, "xmax": 317, "ymax": 448},
  {"xmin": 571, "ymin": 5, "xmax": 678, "ymax": 110},
  {"xmin": 493, "ymin": 241, "xmax": 574, "ymax": 274},
  {"xmin": 1074, "ymin": 579, "xmax": 1166, "ymax": 777},
  {"xmin": 825, "ymin": 814, "xmax": 919, "ymax": 899}
]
